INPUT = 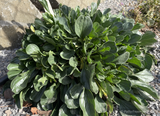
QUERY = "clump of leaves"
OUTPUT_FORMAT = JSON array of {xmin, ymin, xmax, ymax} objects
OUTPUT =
[
  {"xmin": 7, "ymin": 0, "xmax": 159, "ymax": 115},
  {"xmin": 122, "ymin": 0, "xmax": 160, "ymax": 28}
]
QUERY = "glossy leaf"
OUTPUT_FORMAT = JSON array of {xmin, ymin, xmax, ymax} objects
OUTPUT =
[
  {"xmin": 65, "ymin": 83, "xmax": 79, "ymax": 109},
  {"xmin": 79, "ymin": 89, "xmax": 96, "ymax": 116},
  {"xmin": 7, "ymin": 70, "xmax": 22, "ymax": 80},
  {"xmin": 95, "ymin": 95, "xmax": 107, "ymax": 113},
  {"xmin": 144, "ymin": 54, "xmax": 153, "ymax": 70},
  {"xmin": 75, "ymin": 15, "xmax": 93, "ymax": 38},
  {"xmin": 131, "ymin": 80, "xmax": 159, "ymax": 99},
  {"xmin": 69, "ymin": 83, "xmax": 84, "ymax": 99},
  {"xmin": 11, "ymin": 70, "xmax": 33, "ymax": 94},
  {"xmin": 134, "ymin": 69, "xmax": 154, "ymax": 83},
  {"xmin": 58, "ymin": 17, "xmax": 71, "ymax": 34},
  {"xmin": 80, "ymin": 64, "xmax": 98, "ymax": 94},
  {"xmin": 30, "ymin": 86, "xmax": 46, "ymax": 102},
  {"xmin": 69, "ymin": 57, "xmax": 78, "ymax": 68},
  {"xmin": 139, "ymin": 31, "xmax": 157, "ymax": 46},
  {"xmin": 127, "ymin": 57, "xmax": 142, "ymax": 68},
  {"xmin": 114, "ymin": 96, "xmax": 141, "ymax": 116},
  {"xmin": 114, "ymin": 52, "xmax": 130, "ymax": 64},
  {"xmin": 117, "ymin": 80, "xmax": 131, "ymax": 92},
  {"xmin": 100, "ymin": 81, "xmax": 114, "ymax": 99},
  {"xmin": 58, "ymin": 104, "xmax": 73, "ymax": 116},
  {"xmin": 60, "ymin": 48, "xmax": 74, "ymax": 60}
]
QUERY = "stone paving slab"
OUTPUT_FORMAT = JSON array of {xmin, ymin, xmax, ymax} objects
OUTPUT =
[
  {"xmin": 0, "ymin": 0, "xmax": 42, "ymax": 50},
  {"xmin": 57, "ymin": 0, "xmax": 105, "ymax": 9}
]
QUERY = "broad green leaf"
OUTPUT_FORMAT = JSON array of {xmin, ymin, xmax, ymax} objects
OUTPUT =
[
  {"xmin": 69, "ymin": 57, "xmax": 78, "ymax": 68},
  {"xmin": 96, "ymin": 73, "xmax": 106, "ymax": 82},
  {"xmin": 127, "ymin": 34, "xmax": 141, "ymax": 44},
  {"xmin": 103, "ymin": 8, "xmax": 111, "ymax": 15},
  {"xmin": 44, "ymin": 83, "xmax": 58, "ymax": 99},
  {"xmin": 59, "ymin": 72, "xmax": 72, "ymax": 85},
  {"xmin": 11, "ymin": 70, "xmax": 33, "ymax": 94},
  {"xmin": 45, "ymin": 68, "xmax": 56, "ymax": 80},
  {"xmin": 139, "ymin": 31, "xmax": 157, "ymax": 46},
  {"xmin": 100, "ymin": 81, "xmax": 114, "ymax": 99},
  {"xmin": 7, "ymin": 63, "xmax": 23, "ymax": 71},
  {"xmin": 119, "ymin": 91, "xmax": 130, "ymax": 101},
  {"xmin": 26, "ymin": 44, "xmax": 40, "ymax": 55},
  {"xmin": 40, "ymin": 84, "xmax": 58, "ymax": 105},
  {"xmin": 65, "ymin": 83, "xmax": 79, "ymax": 109},
  {"xmin": 117, "ymin": 80, "xmax": 131, "ymax": 92},
  {"xmin": 79, "ymin": 89, "xmax": 96, "ymax": 116},
  {"xmin": 43, "ymin": 43, "xmax": 55, "ymax": 52},
  {"xmin": 116, "ymin": 35, "xmax": 124, "ymax": 43},
  {"xmin": 134, "ymin": 69, "xmax": 154, "ymax": 83},
  {"xmin": 102, "ymin": 53, "xmax": 115, "ymax": 63},
  {"xmin": 58, "ymin": 17, "xmax": 71, "ymax": 34},
  {"xmin": 131, "ymin": 80, "xmax": 159, "ymax": 99},
  {"xmin": 50, "ymin": 101, "xmax": 59, "ymax": 116},
  {"xmin": 132, "ymin": 23, "xmax": 145, "ymax": 31},
  {"xmin": 131, "ymin": 96, "xmax": 148, "ymax": 113},
  {"xmin": 89, "ymin": 22, "xmax": 104, "ymax": 37},
  {"xmin": 61, "ymin": 5, "xmax": 71, "ymax": 16},
  {"xmin": 41, "ymin": 56, "xmax": 49, "ymax": 68},
  {"xmin": 58, "ymin": 104, "xmax": 73, "ymax": 116},
  {"xmin": 114, "ymin": 52, "xmax": 130, "ymax": 64},
  {"xmin": 123, "ymin": 22, "xmax": 133, "ymax": 30},
  {"xmin": 7, "ymin": 70, "xmax": 22, "ymax": 80},
  {"xmin": 16, "ymin": 50, "xmax": 30, "ymax": 60},
  {"xmin": 80, "ymin": 64, "xmax": 98, "ymax": 94},
  {"xmin": 98, "ymin": 41, "xmax": 117, "ymax": 54},
  {"xmin": 70, "ymin": 109, "xmax": 80, "ymax": 115},
  {"xmin": 137, "ymin": 89, "xmax": 155, "ymax": 101},
  {"xmin": 60, "ymin": 48, "xmax": 74, "ymax": 60},
  {"xmin": 91, "ymin": 2, "xmax": 98, "ymax": 16},
  {"xmin": 22, "ymin": 84, "xmax": 32, "ymax": 102},
  {"xmin": 114, "ymin": 96, "xmax": 141, "ymax": 116},
  {"xmin": 108, "ymin": 36, "xmax": 116, "ymax": 41},
  {"xmin": 33, "ymin": 75, "xmax": 48, "ymax": 92},
  {"xmin": 75, "ymin": 15, "xmax": 93, "ymax": 38},
  {"xmin": 30, "ymin": 86, "xmax": 46, "ymax": 102},
  {"xmin": 35, "ymin": 30, "xmax": 56, "ymax": 46},
  {"xmin": 13, "ymin": 94, "xmax": 21, "ymax": 108},
  {"xmin": 34, "ymin": 18, "xmax": 48, "ymax": 29},
  {"xmin": 118, "ymin": 65, "xmax": 132, "ymax": 75},
  {"xmin": 69, "ymin": 83, "xmax": 84, "ymax": 99},
  {"xmin": 129, "ymin": 93, "xmax": 141, "ymax": 104},
  {"xmin": 95, "ymin": 95, "xmax": 107, "ymax": 113},
  {"xmin": 96, "ymin": 61, "xmax": 104, "ymax": 74},
  {"xmin": 48, "ymin": 51, "xmax": 57, "ymax": 65},
  {"xmin": 60, "ymin": 85, "xmax": 68, "ymax": 102},
  {"xmin": 127, "ymin": 57, "xmax": 142, "ymax": 68},
  {"xmin": 144, "ymin": 54, "xmax": 152, "ymax": 70}
]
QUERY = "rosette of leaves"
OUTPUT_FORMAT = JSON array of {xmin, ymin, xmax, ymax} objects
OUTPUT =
[{"xmin": 7, "ymin": 0, "xmax": 159, "ymax": 115}]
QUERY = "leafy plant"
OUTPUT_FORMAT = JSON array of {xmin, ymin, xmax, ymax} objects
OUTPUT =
[
  {"xmin": 7, "ymin": 0, "xmax": 159, "ymax": 115},
  {"xmin": 122, "ymin": 0, "xmax": 160, "ymax": 28}
]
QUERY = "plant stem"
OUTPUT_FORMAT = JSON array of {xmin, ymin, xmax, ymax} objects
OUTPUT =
[{"xmin": 46, "ymin": 0, "xmax": 55, "ymax": 17}]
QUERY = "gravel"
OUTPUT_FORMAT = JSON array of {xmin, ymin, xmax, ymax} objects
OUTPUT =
[{"xmin": 0, "ymin": 0, "xmax": 160, "ymax": 116}]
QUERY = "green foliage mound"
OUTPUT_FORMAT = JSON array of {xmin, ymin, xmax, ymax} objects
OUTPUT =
[{"xmin": 7, "ymin": 0, "xmax": 159, "ymax": 115}]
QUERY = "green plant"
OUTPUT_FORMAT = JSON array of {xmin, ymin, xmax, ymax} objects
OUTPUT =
[
  {"xmin": 7, "ymin": 0, "xmax": 159, "ymax": 115},
  {"xmin": 122, "ymin": 0, "xmax": 160, "ymax": 28}
]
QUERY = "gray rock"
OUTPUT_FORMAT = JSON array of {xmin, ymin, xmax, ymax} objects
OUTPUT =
[{"xmin": 0, "ymin": 0, "xmax": 42, "ymax": 49}]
